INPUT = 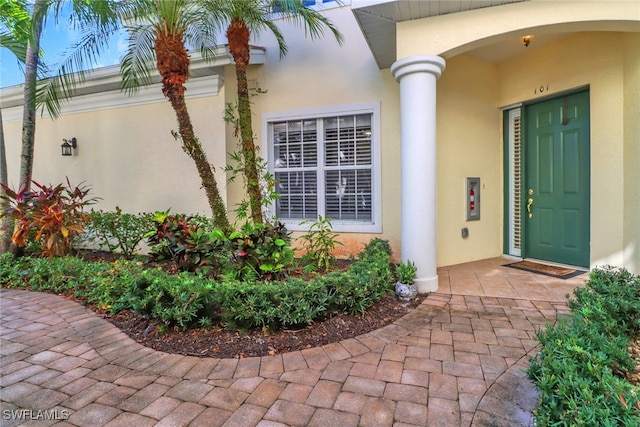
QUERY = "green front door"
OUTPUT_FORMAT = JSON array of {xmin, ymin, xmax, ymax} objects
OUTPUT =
[{"xmin": 524, "ymin": 90, "xmax": 590, "ymax": 267}]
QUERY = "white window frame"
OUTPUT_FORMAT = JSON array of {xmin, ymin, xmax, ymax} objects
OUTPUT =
[
  {"xmin": 263, "ymin": 102, "xmax": 382, "ymax": 233},
  {"xmin": 506, "ymin": 105, "xmax": 522, "ymax": 257}
]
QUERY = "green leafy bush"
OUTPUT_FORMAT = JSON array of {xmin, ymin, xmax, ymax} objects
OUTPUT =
[
  {"xmin": 528, "ymin": 266, "xmax": 640, "ymax": 426},
  {"xmin": 0, "ymin": 253, "xmax": 213, "ymax": 328},
  {"xmin": 213, "ymin": 278, "xmax": 329, "ymax": 329},
  {"xmin": 299, "ymin": 215, "xmax": 343, "ymax": 273},
  {"xmin": 361, "ymin": 238, "xmax": 392, "ymax": 257},
  {"xmin": 225, "ymin": 221, "xmax": 294, "ymax": 281},
  {"xmin": 123, "ymin": 269, "xmax": 217, "ymax": 329},
  {"xmin": 214, "ymin": 238, "xmax": 393, "ymax": 329},
  {"xmin": 396, "ymin": 260, "xmax": 417, "ymax": 284},
  {"xmin": 0, "ymin": 238, "xmax": 395, "ymax": 332},
  {"xmin": 327, "ymin": 242, "xmax": 393, "ymax": 315},
  {"xmin": 146, "ymin": 209, "xmax": 226, "ymax": 273},
  {"xmin": 84, "ymin": 208, "xmax": 154, "ymax": 258}
]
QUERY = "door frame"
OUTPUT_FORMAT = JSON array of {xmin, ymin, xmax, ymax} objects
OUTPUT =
[{"xmin": 503, "ymin": 86, "xmax": 591, "ymax": 267}]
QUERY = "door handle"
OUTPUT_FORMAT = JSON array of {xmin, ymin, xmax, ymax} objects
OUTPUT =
[{"xmin": 527, "ymin": 198, "xmax": 534, "ymax": 219}]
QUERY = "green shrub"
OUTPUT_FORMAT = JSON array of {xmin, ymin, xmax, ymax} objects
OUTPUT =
[
  {"xmin": 299, "ymin": 215, "xmax": 343, "ymax": 273},
  {"xmin": 214, "ymin": 277, "xmax": 329, "ymax": 329},
  {"xmin": 1, "ymin": 238, "xmax": 395, "ymax": 333},
  {"xmin": 146, "ymin": 209, "xmax": 226, "ymax": 273},
  {"xmin": 396, "ymin": 260, "xmax": 417, "ymax": 284},
  {"xmin": 225, "ymin": 221, "xmax": 294, "ymax": 281},
  {"xmin": 361, "ymin": 238, "xmax": 392, "ymax": 258},
  {"xmin": 84, "ymin": 208, "xmax": 154, "ymax": 258},
  {"xmin": 123, "ymin": 269, "xmax": 217, "ymax": 329},
  {"xmin": 528, "ymin": 266, "xmax": 640, "ymax": 426},
  {"xmin": 570, "ymin": 266, "xmax": 640, "ymax": 336},
  {"xmin": 328, "ymin": 247, "xmax": 393, "ymax": 314}
]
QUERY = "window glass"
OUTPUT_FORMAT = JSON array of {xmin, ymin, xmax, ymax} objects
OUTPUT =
[{"xmin": 271, "ymin": 112, "xmax": 374, "ymax": 225}]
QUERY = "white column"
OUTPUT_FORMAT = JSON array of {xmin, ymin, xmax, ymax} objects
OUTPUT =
[{"xmin": 391, "ymin": 55, "xmax": 446, "ymax": 293}]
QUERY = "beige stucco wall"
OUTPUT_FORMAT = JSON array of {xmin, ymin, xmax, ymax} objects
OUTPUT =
[
  {"xmin": 435, "ymin": 55, "xmax": 503, "ymax": 266},
  {"xmin": 498, "ymin": 32, "xmax": 631, "ymax": 270},
  {"xmin": 397, "ymin": 0, "xmax": 640, "ymax": 59},
  {"xmin": 395, "ymin": 1, "xmax": 639, "ymax": 271},
  {"xmin": 2, "ymin": 83, "xmax": 228, "ymax": 217},
  {"xmin": 226, "ymin": 6, "xmax": 403, "ymax": 259},
  {"xmin": 623, "ymin": 32, "xmax": 640, "ymax": 273},
  {"xmin": 433, "ymin": 31, "xmax": 638, "ymax": 271},
  {"xmin": 3, "ymin": 4, "xmax": 637, "ymax": 272}
]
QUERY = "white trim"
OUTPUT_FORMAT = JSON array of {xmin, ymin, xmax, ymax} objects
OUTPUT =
[
  {"xmin": 263, "ymin": 102, "xmax": 382, "ymax": 233},
  {"xmin": 1, "ymin": 75, "xmax": 223, "ymax": 122},
  {"xmin": 500, "ymin": 102, "xmax": 523, "ymax": 111},
  {"xmin": 507, "ymin": 107, "xmax": 522, "ymax": 257},
  {"xmin": 1, "ymin": 46, "xmax": 266, "ymax": 121}
]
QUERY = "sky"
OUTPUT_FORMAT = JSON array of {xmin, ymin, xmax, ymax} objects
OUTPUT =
[{"xmin": 0, "ymin": 5, "xmax": 125, "ymax": 89}]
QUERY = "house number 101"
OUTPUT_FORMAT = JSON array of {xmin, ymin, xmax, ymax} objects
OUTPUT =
[{"xmin": 535, "ymin": 84, "xmax": 549, "ymax": 94}]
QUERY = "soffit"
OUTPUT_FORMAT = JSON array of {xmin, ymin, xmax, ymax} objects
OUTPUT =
[{"xmin": 352, "ymin": 0, "xmax": 525, "ymax": 68}]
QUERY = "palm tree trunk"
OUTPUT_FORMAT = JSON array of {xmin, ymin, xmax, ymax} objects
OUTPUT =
[
  {"xmin": 165, "ymin": 88, "xmax": 231, "ymax": 234},
  {"xmin": 228, "ymin": 20, "xmax": 263, "ymax": 224},
  {"xmin": 0, "ymin": 108, "xmax": 13, "ymax": 254},
  {"xmin": 19, "ymin": 0, "xmax": 46, "ymax": 190}
]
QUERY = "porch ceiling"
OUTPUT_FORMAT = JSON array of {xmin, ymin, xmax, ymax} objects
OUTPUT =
[{"xmin": 352, "ymin": 0, "xmax": 525, "ymax": 68}]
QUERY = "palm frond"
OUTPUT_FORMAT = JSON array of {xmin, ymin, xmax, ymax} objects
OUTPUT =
[
  {"xmin": 262, "ymin": 19, "xmax": 287, "ymax": 58},
  {"xmin": 120, "ymin": 24, "xmax": 157, "ymax": 95},
  {"xmin": 0, "ymin": 0, "xmax": 32, "ymax": 45},
  {"xmin": 183, "ymin": 8, "xmax": 221, "ymax": 61},
  {"xmin": 0, "ymin": 32, "xmax": 28, "ymax": 63},
  {"xmin": 35, "ymin": 22, "xmax": 120, "ymax": 117},
  {"xmin": 271, "ymin": 0, "xmax": 344, "ymax": 46}
]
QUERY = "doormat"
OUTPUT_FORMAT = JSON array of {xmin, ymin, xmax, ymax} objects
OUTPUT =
[{"xmin": 504, "ymin": 260, "xmax": 587, "ymax": 279}]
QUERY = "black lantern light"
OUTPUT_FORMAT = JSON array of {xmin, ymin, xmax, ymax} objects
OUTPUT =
[{"xmin": 61, "ymin": 138, "xmax": 77, "ymax": 156}]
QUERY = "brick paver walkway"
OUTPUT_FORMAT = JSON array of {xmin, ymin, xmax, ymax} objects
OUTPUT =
[{"xmin": 0, "ymin": 289, "xmax": 569, "ymax": 426}]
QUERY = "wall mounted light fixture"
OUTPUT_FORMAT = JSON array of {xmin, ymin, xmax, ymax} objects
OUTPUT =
[
  {"xmin": 521, "ymin": 34, "xmax": 534, "ymax": 47},
  {"xmin": 61, "ymin": 138, "xmax": 77, "ymax": 156}
]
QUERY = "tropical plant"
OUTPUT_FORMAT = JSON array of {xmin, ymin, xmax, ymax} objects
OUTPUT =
[
  {"xmin": 119, "ymin": 0, "xmax": 231, "ymax": 232},
  {"xmin": 299, "ymin": 215, "xmax": 343, "ymax": 273},
  {"xmin": 396, "ymin": 260, "xmax": 417, "ymax": 284},
  {"xmin": 0, "ymin": 0, "xmax": 31, "ymax": 60},
  {"xmin": 0, "ymin": 179, "xmax": 99, "ymax": 257},
  {"xmin": 146, "ymin": 209, "xmax": 226, "ymax": 273},
  {"xmin": 208, "ymin": 0, "xmax": 344, "ymax": 224},
  {"xmin": 0, "ymin": 107, "xmax": 11, "ymax": 254},
  {"xmin": 0, "ymin": 237, "xmax": 395, "ymax": 330},
  {"xmin": 225, "ymin": 220, "xmax": 294, "ymax": 281}
]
